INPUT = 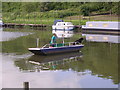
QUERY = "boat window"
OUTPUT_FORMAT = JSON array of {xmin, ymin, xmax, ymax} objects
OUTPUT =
[
  {"xmin": 60, "ymin": 23, "xmax": 65, "ymax": 25},
  {"xmin": 103, "ymin": 36, "xmax": 108, "ymax": 40},
  {"xmin": 88, "ymin": 23, "xmax": 93, "ymax": 27},
  {"xmin": 103, "ymin": 23, "xmax": 108, "ymax": 27},
  {"xmin": 57, "ymin": 22, "xmax": 64, "ymax": 26},
  {"xmin": 57, "ymin": 23, "xmax": 60, "ymax": 25},
  {"xmin": 95, "ymin": 24, "xmax": 98, "ymax": 27},
  {"xmin": 56, "ymin": 22, "xmax": 73, "ymax": 25}
]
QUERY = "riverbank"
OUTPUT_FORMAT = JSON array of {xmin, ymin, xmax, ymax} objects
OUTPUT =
[{"xmin": 2, "ymin": 14, "xmax": 119, "ymax": 26}]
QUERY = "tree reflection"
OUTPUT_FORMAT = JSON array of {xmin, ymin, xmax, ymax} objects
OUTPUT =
[{"xmin": 14, "ymin": 42, "xmax": 118, "ymax": 84}]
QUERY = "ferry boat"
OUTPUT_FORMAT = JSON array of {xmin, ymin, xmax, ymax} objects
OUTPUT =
[
  {"xmin": 82, "ymin": 21, "xmax": 120, "ymax": 31},
  {"xmin": 28, "ymin": 42, "xmax": 84, "ymax": 55}
]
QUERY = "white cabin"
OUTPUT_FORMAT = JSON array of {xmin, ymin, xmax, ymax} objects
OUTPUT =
[
  {"xmin": 0, "ymin": 20, "xmax": 3, "ymax": 26},
  {"xmin": 52, "ymin": 22, "xmax": 74, "ymax": 30}
]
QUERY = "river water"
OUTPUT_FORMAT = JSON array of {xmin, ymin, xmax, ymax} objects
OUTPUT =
[{"xmin": 0, "ymin": 27, "xmax": 119, "ymax": 89}]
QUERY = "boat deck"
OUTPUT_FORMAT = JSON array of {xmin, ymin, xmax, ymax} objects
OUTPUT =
[{"xmin": 28, "ymin": 42, "xmax": 84, "ymax": 55}]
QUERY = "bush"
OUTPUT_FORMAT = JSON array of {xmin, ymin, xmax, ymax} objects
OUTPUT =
[{"xmin": 80, "ymin": 5, "xmax": 91, "ymax": 16}]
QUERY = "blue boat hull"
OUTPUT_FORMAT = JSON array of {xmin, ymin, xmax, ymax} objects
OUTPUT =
[{"xmin": 28, "ymin": 45, "xmax": 84, "ymax": 55}]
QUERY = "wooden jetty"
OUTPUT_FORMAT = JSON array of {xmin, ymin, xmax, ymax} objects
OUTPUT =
[
  {"xmin": 2, "ymin": 23, "xmax": 81, "ymax": 29},
  {"xmin": 3, "ymin": 23, "xmax": 48, "ymax": 28}
]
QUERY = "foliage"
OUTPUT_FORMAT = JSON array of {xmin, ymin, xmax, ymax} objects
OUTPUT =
[
  {"xmin": 2, "ymin": 2, "xmax": 119, "ymax": 15},
  {"xmin": 2, "ymin": 2, "xmax": 119, "ymax": 25}
]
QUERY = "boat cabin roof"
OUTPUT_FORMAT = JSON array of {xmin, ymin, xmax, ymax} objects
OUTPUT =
[
  {"xmin": 55, "ymin": 22, "xmax": 73, "ymax": 26},
  {"xmin": 53, "ymin": 20, "xmax": 64, "ymax": 25}
]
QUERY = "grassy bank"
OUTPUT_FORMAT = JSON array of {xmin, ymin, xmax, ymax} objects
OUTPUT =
[
  {"xmin": 2, "ymin": 2, "xmax": 119, "ymax": 25},
  {"xmin": 2, "ymin": 10, "xmax": 119, "ymax": 26}
]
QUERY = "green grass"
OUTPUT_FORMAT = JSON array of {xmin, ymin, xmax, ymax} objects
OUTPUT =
[{"xmin": 2, "ymin": 11, "xmax": 119, "ymax": 26}]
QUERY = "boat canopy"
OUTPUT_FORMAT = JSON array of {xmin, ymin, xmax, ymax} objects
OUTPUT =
[{"xmin": 53, "ymin": 20, "xmax": 64, "ymax": 25}]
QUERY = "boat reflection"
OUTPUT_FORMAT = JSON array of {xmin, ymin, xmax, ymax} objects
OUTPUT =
[
  {"xmin": 15, "ymin": 52, "xmax": 83, "ymax": 72},
  {"xmin": 52, "ymin": 30, "xmax": 74, "ymax": 38},
  {"xmin": 82, "ymin": 33, "xmax": 120, "ymax": 43},
  {"xmin": 0, "ymin": 27, "xmax": 3, "ymax": 30}
]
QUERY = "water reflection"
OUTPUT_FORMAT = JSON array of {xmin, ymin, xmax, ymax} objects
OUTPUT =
[
  {"xmin": 14, "ymin": 41, "xmax": 119, "ymax": 85},
  {"xmin": 15, "ymin": 52, "xmax": 83, "ymax": 72},
  {"xmin": 2, "ymin": 53, "xmax": 84, "ymax": 88},
  {"xmin": 82, "ymin": 33, "xmax": 120, "ymax": 43},
  {"xmin": 52, "ymin": 30, "xmax": 74, "ymax": 38},
  {"xmin": 2, "ymin": 28, "xmax": 53, "ymax": 54},
  {"xmin": 1, "ymin": 30, "xmax": 32, "ymax": 42},
  {"xmin": 2, "ymin": 27, "xmax": 119, "ymax": 88},
  {"xmin": 0, "ymin": 27, "xmax": 2, "ymax": 44}
]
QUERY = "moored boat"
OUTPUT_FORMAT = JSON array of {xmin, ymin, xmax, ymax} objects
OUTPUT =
[
  {"xmin": 52, "ymin": 20, "xmax": 75, "ymax": 38},
  {"xmin": 52, "ymin": 20, "xmax": 75, "ymax": 31},
  {"xmin": 82, "ymin": 21, "xmax": 120, "ymax": 31}
]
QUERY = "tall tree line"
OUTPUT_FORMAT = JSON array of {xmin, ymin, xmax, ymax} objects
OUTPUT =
[{"xmin": 2, "ymin": 2, "xmax": 119, "ymax": 16}]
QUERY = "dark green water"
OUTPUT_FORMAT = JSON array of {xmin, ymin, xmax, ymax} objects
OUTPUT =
[{"xmin": 1, "ymin": 27, "xmax": 119, "ymax": 88}]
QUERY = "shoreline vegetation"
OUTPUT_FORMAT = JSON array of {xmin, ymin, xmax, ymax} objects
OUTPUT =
[{"xmin": 2, "ymin": 2, "xmax": 119, "ymax": 26}]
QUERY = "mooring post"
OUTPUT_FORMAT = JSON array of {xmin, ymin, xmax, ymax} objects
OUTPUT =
[
  {"xmin": 23, "ymin": 82, "xmax": 29, "ymax": 90},
  {"xmin": 62, "ymin": 34, "xmax": 65, "ymax": 45},
  {"xmin": 36, "ymin": 38, "xmax": 39, "ymax": 48}
]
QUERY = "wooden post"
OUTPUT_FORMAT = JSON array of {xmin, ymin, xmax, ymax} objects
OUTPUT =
[
  {"xmin": 36, "ymin": 38, "xmax": 39, "ymax": 48},
  {"xmin": 62, "ymin": 34, "xmax": 64, "ymax": 45},
  {"xmin": 79, "ymin": 11, "xmax": 81, "ymax": 25},
  {"xmin": 23, "ymin": 82, "xmax": 29, "ymax": 90}
]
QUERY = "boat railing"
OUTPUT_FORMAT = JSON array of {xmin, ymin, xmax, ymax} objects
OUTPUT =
[{"xmin": 42, "ymin": 42, "xmax": 80, "ymax": 48}]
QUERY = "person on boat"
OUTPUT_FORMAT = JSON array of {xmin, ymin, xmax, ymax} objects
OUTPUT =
[{"xmin": 50, "ymin": 33, "xmax": 57, "ymax": 47}]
